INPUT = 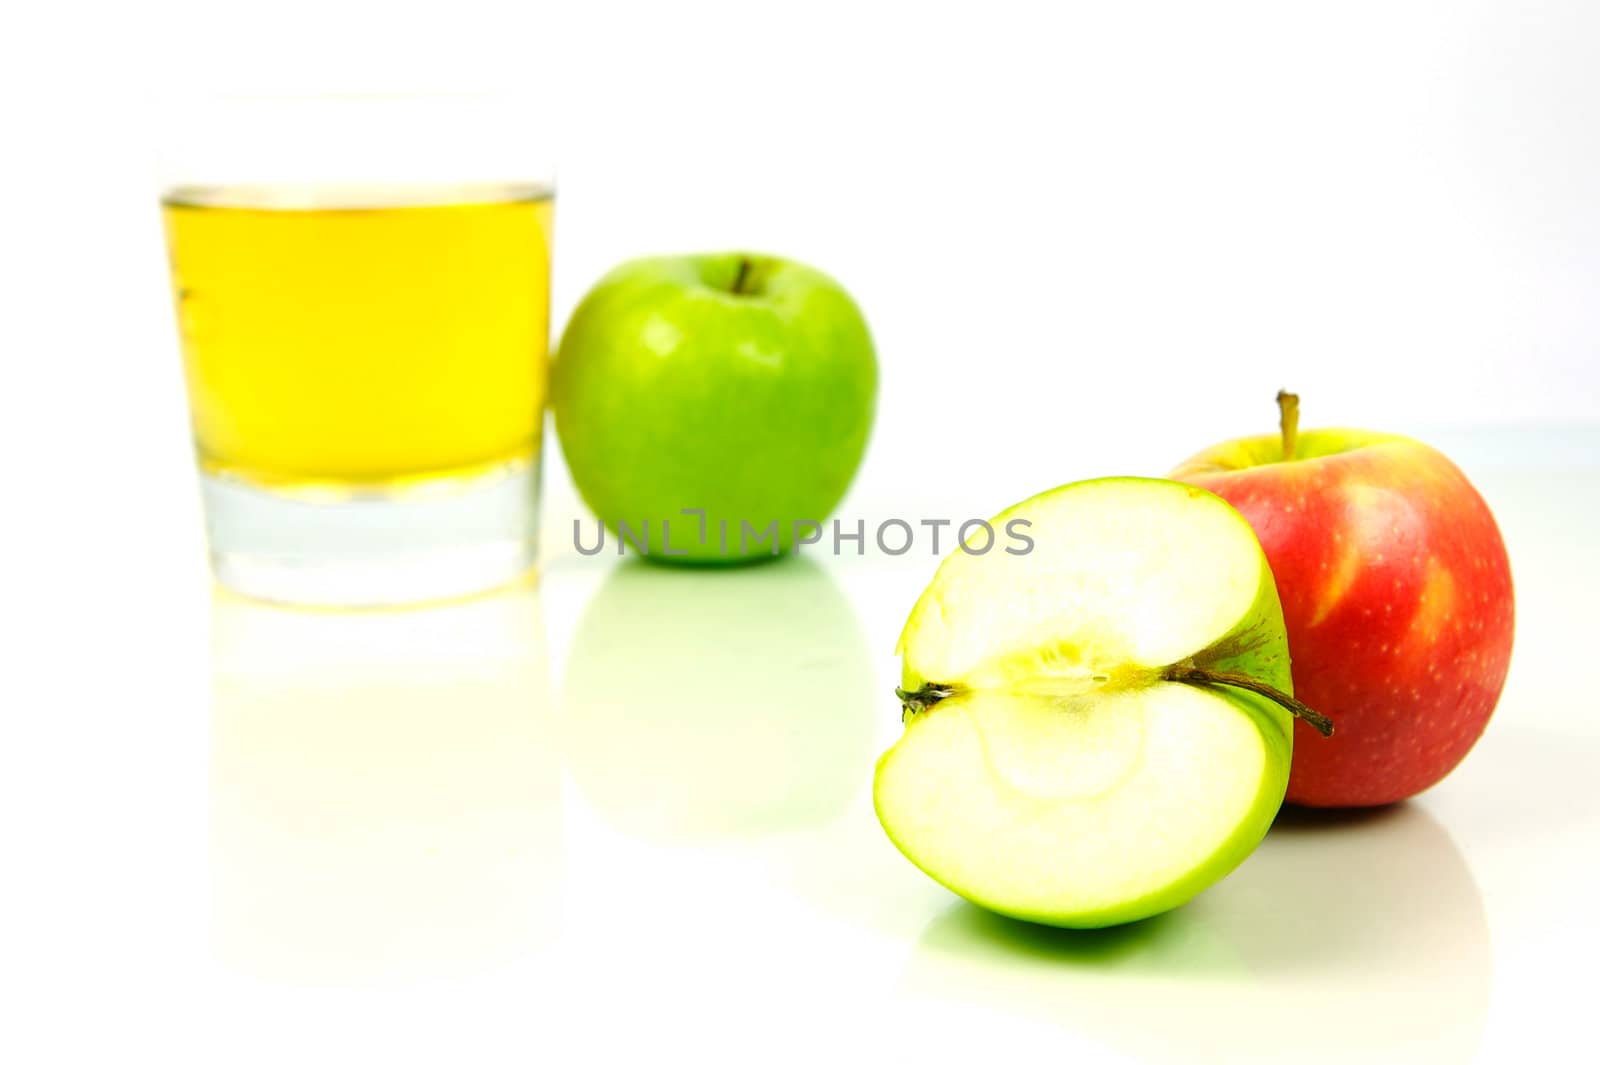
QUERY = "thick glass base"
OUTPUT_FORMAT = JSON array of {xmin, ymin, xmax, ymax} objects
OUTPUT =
[{"xmin": 201, "ymin": 460, "xmax": 540, "ymax": 608}]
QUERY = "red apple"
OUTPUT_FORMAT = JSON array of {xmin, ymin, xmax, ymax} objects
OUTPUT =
[{"xmin": 1172, "ymin": 393, "xmax": 1514, "ymax": 807}]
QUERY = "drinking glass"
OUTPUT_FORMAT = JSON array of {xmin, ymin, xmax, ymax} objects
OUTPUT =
[{"xmin": 159, "ymin": 94, "xmax": 554, "ymax": 606}]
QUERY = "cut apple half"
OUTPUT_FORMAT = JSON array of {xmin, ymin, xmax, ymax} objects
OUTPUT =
[{"xmin": 875, "ymin": 477, "xmax": 1325, "ymax": 928}]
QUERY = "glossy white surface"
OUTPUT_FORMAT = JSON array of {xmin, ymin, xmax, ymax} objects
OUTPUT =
[{"xmin": 5, "ymin": 427, "xmax": 1596, "ymax": 1063}]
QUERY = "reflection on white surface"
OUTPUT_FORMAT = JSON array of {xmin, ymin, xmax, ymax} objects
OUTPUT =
[
  {"xmin": 908, "ymin": 802, "xmax": 1489, "ymax": 1064},
  {"xmin": 560, "ymin": 558, "xmax": 876, "ymax": 841},
  {"xmin": 209, "ymin": 583, "xmax": 559, "ymax": 983}
]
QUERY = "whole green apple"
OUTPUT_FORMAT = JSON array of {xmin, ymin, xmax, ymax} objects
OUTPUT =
[
  {"xmin": 552, "ymin": 253, "xmax": 876, "ymax": 563},
  {"xmin": 875, "ymin": 477, "xmax": 1333, "ymax": 928}
]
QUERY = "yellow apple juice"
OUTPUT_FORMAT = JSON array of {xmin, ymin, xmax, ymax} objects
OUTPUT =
[{"xmin": 162, "ymin": 185, "xmax": 553, "ymax": 488}]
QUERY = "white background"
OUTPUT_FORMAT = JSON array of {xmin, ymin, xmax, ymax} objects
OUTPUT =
[{"xmin": 2, "ymin": 2, "xmax": 1598, "ymax": 1063}]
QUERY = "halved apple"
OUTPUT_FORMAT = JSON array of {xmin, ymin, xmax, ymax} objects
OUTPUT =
[{"xmin": 874, "ymin": 477, "xmax": 1330, "ymax": 928}]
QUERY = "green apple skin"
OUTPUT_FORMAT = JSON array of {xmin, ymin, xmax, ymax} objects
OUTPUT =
[
  {"xmin": 874, "ymin": 478, "xmax": 1298, "ymax": 929},
  {"xmin": 552, "ymin": 253, "xmax": 877, "ymax": 563}
]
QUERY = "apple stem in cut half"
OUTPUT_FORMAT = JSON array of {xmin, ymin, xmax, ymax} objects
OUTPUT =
[
  {"xmin": 896, "ymin": 670, "xmax": 1334, "ymax": 737},
  {"xmin": 895, "ymin": 684, "xmax": 956, "ymax": 722},
  {"xmin": 1161, "ymin": 664, "xmax": 1334, "ymax": 736},
  {"xmin": 1277, "ymin": 389, "xmax": 1300, "ymax": 461}
]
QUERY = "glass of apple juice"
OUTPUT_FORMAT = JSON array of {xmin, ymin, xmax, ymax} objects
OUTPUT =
[{"xmin": 160, "ymin": 94, "xmax": 554, "ymax": 606}]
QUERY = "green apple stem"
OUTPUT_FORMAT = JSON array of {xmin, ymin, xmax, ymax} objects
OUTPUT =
[
  {"xmin": 730, "ymin": 256, "xmax": 755, "ymax": 295},
  {"xmin": 1164, "ymin": 664, "xmax": 1334, "ymax": 736},
  {"xmin": 1277, "ymin": 389, "xmax": 1300, "ymax": 461}
]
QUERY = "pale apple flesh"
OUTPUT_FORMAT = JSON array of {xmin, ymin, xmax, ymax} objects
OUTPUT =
[{"xmin": 874, "ymin": 478, "xmax": 1302, "ymax": 928}]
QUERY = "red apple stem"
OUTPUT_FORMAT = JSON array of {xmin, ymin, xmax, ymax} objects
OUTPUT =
[
  {"xmin": 1277, "ymin": 389, "xmax": 1300, "ymax": 461},
  {"xmin": 1164, "ymin": 664, "xmax": 1334, "ymax": 737}
]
